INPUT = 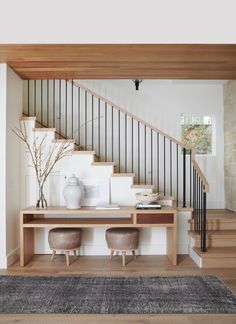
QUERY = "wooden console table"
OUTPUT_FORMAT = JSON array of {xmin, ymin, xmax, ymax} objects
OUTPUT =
[{"xmin": 20, "ymin": 206, "xmax": 177, "ymax": 266}]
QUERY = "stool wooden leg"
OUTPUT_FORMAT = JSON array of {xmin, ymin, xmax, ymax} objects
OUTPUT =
[
  {"xmin": 77, "ymin": 248, "xmax": 80, "ymax": 256},
  {"xmin": 51, "ymin": 250, "xmax": 56, "ymax": 261},
  {"xmin": 110, "ymin": 249, "xmax": 114, "ymax": 260},
  {"xmin": 73, "ymin": 250, "xmax": 77, "ymax": 257},
  {"xmin": 65, "ymin": 251, "xmax": 70, "ymax": 266},
  {"xmin": 122, "ymin": 251, "xmax": 126, "ymax": 267},
  {"xmin": 132, "ymin": 250, "xmax": 136, "ymax": 259}
]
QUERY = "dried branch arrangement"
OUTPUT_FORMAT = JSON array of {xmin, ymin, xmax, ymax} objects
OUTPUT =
[{"xmin": 12, "ymin": 122, "xmax": 72, "ymax": 208}]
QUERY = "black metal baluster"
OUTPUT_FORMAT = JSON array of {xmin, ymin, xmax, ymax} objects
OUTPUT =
[
  {"xmin": 105, "ymin": 102, "xmax": 107, "ymax": 161},
  {"xmin": 138, "ymin": 121, "xmax": 140, "ymax": 183},
  {"xmin": 34, "ymin": 80, "xmax": 36, "ymax": 117},
  {"xmin": 196, "ymin": 172, "xmax": 199, "ymax": 234},
  {"xmin": 157, "ymin": 133, "xmax": 160, "ymax": 192},
  {"xmin": 71, "ymin": 80, "xmax": 74, "ymax": 139},
  {"xmin": 118, "ymin": 110, "xmax": 121, "ymax": 172},
  {"xmin": 41, "ymin": 80, "xmax": 43, "ymax": 126},
  {"xmin": 151, "ymin": 129, "xmax": 153, "ymax": 185},
  {"xmin": 59, "ymin": 80, "xmax": 61, "ymax": 137},
  {"xmin": 85, "ymin": 90, "xmax": 87, "ymax": 150},
  {"xmin": 65, "ymin": 81, "xmax": 67, "ymax": 137},
  {"xmin": 176, "ymin": 144, "xmax": 179, "ymax": 207},
  {"xmin": 164, "ymin": 136, "xmax": 166, "ymax": 195},
  {"xmin": 125, "ymin": 114, "xmax": 127, "ymax": 172},
  {"xmin": 201, "ymin": 190, "xmax": 207, "ymax": 252},
  {"xmin": 98, "ymin": 98, "xmax": 100, "ymax": 160},
  {"xmin": 170, "ymin": 140, "xmax": 172, "ymax": 196},
  {"xmin": 131, "ymin": 118, "xmax": 134, "ymax": 173},
  {"xmin": 78, "ymin": 87, "xmax": 80, "ymax": 145},
  {"xmin": 193, "ymin": 167, "xmax": 196, "ymax": 232},
  {"xmin": 28, "ymin": 80, "xmax": 30, "ymax": 116},
  {"xmin": 144, "ymin": 125, "xmax": 146, "ymax": 184},
  {"xmin": 199, "ymin": 179, "xmax": 202, "ymax": 239},
  {"xmin": 53, "ymin": 80, "xmax": 55, "ymax": 128},
  {"xmin": 198, "ymin": 176, "xmax": 201, "ymax": 234},
  {"xmin": 183, "ymin": 147, "xmax": 186, "ymax": 208},
  {"xmin": 91, "ymin": 95, "xmax": 94, "ymax": 150},
  {"xmin": 111, "ymin": 106, "xmax": 114, "ymax": 161},
  {"xmin": 190, "ymin": 149, "xmax": 192, "ymax": 207},
  {"xmin": 47, "ymin": 80, "xmax": 49, "ymax": 127}
]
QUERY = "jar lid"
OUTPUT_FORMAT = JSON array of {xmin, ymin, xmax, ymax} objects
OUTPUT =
[{"xmin": 66, "ymin": 174, "xmax": 80, "ymax": 185}]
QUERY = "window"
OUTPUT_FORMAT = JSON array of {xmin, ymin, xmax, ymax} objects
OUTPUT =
[{"xmin": 181, "ymin": 114, "xmax": 214, "ymax": 155}]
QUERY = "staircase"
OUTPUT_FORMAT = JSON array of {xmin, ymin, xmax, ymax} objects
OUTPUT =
[
  {"xmin": 23, "ymin": 79, "xmax": 209, "ymax": 254},
  {"xmin": 189, "ymin": 209, "xmax": 236, "ymax": 268}
]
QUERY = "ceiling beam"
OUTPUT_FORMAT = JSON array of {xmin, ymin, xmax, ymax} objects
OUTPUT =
[{"xmin": 0, "ymin": 44, "xmax": 236, "ymax": 79}]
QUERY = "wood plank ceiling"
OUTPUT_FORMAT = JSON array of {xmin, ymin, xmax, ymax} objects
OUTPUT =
[{"xmin": 0, "ymin": 44, "xmax": 236, "ymax": 80}]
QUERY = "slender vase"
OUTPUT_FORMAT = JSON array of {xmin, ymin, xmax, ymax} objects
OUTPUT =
[{"xmin": 36, "ymin": 185, "xmax": 47, "ymax": 209}]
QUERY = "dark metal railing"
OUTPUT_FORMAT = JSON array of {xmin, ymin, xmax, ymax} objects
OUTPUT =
[{"xmin": 23, "ymin": 79, "xmax": 208, "ymax": 252}]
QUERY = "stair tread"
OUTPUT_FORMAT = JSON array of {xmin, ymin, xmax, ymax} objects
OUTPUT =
[
  {"xmin": 73, "ymin": 150, "xmax": 96, "ymax": 155},
  {"xmin": 33, "ymin": 128, "xmax": 56, "ymax": 132},
  {"xmin": 91, "ymin": 162, "xmax": 115, "ymax": 166},
  {"xmin": 111, "ymin": 173, "xmax": 135, "ymax": 177},
  {"xmin": 189, "ymin": 229, "xmax": 236, "ymax": 239},
  {"xmin": 131, "ymin": 184, "xmax": 154, "ymax": 189},
  {"xmin": 20, "ymin": 116, "xmax": 36, "ymax": 120},
  {"xmin": 194, "ymin": 246, "xmax": 236, "ymax": 257},
  {"xmin": 52, "ymin": 139, "xmax": 75, "ymax": 143}
]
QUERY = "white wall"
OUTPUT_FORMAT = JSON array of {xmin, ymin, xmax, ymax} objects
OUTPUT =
[
  {"xmin": 0, "ymin": 64, "xmax": 23, "ymax": 268},
  {"xmin": 0, "ymin": 64, "xmax": 7, "ymax": 268},
  {"xmin": 78, "ymin": 80, "xmax": 225, "ymax": 209}
]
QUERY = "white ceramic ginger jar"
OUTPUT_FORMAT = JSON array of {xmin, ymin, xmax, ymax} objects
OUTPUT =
[{"xmin": 63, "ymin": 174, "xmax": 84, "ymax": 209}]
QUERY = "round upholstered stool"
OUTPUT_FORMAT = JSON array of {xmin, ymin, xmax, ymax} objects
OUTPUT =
[
  {"xmin": 105, "ymin": 228, "xmax": 139, "ymax": 266},
  {"xmin": 48, "ymin": 228, "xmax": 82, "ymax": 266}
]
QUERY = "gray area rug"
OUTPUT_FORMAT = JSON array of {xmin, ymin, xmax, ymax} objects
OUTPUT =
[{"xmin": 0, "ymin": 275, "xmax": 236, "ymax": 314}]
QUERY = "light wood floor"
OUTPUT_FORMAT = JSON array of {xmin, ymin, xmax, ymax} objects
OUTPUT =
[{"xmin": 0, "ymin": 255, "xmax": 236, "ymax": 323}]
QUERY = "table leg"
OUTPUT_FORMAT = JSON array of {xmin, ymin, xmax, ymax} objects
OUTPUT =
[
  {"xmin": 166, "ymin": 227, "xmax": 177, "ymax": 265},
  {"xmin": 20, "ymin": 213, "xmax": 35, "ymax": 267}
]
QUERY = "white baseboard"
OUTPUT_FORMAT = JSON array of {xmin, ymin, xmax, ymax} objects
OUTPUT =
[
  {"xmin": 7, "ymin": 247, "xmax": 20, "ymax": 267},
  {"xmin": 0, "ymin": 256, "xmax": 7, "ymax": 269},
  {"xmin": 188, "ymin": 237, "xmax": 202, "ymax": 268},
  {"xmin": 0, "ymin": 247, "xmax": 19, "ymax": 269}
]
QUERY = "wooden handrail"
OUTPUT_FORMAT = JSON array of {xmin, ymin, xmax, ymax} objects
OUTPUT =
[{"xmin": 192, "ymin": 159, "xmax": 209, "ymax": 192}]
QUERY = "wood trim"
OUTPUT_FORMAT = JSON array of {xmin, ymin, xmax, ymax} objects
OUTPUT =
[
  {"xmin": 20, "ymin": 116, "xmax": 36, "ymax": 121},
  {"xmin": 111, "ymin": 173, "xmax": 135, "ymax": 177},
  {"xmin": 52, "ymin": 139, "xmax": 75, "ymax": 143},
  {"xmin": 1, "ymin": 44, "xmax": 236, "ymax": 80},
  {"xmin": 91, "ymin": 162, "xmax": 115, "ymax": 166},
  {"xmin": 73, "ymin": 150, "xmax": 96, "ymax": 155},
  {"xmin": 131, "ymin": 184, "xmax": 155, "ymax": 189},
  {"xmin": 192, "ymin": 159, "xmax": 209, "ymax": 192},
  {"xmin": 33, "ymin": 128, "xmax": 56, "ymax": 132}
]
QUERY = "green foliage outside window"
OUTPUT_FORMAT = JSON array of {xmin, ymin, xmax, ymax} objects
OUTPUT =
[{"xmin": 181, "ymin": 115, "xmax": 213, "ymax": 155}]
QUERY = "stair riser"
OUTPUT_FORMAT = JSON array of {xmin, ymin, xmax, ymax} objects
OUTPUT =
[
  {"xmin": 194, "ymin": 238, "xmax": 236, "ymax": 248},
  {"xmin": 190, "ymin": 222, "xmax": 236, "ymax": 231},
  {"xmin": 202, "ymin": 258, "xmax": 236, "ymax": 268}
]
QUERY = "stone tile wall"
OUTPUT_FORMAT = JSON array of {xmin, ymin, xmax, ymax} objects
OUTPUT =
[{"xmin": 224, "ymin": 81, "xmax": 236, "ymax": 211}]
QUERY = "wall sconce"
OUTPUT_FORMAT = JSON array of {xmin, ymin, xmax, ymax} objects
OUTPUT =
[{"xmin": 132, "ymin": 80, "xmax": 143, "ymax": 91}]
